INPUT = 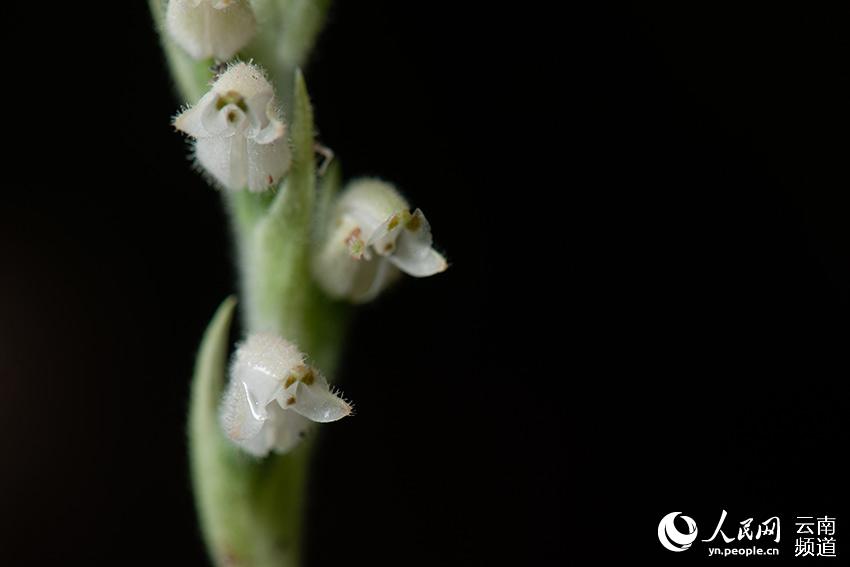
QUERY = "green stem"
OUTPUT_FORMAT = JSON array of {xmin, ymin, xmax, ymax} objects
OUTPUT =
[
  {"xmin": 229, "ymin": 73, "xmax": 349, "ymax": 374},
  {"xmin": 151, "ymin": 2, "xmax": 343, "ymax": 566}
]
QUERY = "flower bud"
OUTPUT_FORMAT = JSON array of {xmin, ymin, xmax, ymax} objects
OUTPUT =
[
  {"xmin": 166, "ymin": 0, "xmax": 256, "ymax": 61},
  {"xmin": 220, "ymin": 333, "xmax": 352, "ymax": 457},
  {"xmin": 173, "ymin": 62, "xmax": 291, "ymax": 192},
  {"xmin": 314, "ymin": 179, "xmax": 448, "ymax": 303}
]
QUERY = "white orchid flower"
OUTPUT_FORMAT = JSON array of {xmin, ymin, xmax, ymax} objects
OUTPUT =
[
  {"xmin": 173, "ymin": 62, "xmax": 291, "ymax": 192},
  {"xmin": 314, "ymin": 179, "xmax": 448, "ymax": 303},
  {"xmin": 220, "ymin": 333, "xmax": 352, "ymax": 457},
  {"xmin": 166, "ymin": 0, "xmax": 256, "ymax": 61}
]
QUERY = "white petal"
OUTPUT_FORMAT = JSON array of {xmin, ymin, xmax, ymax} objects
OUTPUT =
[
  {"xmin": 166, "ymin": 0, "xmax": 256, "ymax": 61},
  {"xmin": 207, "ymin": 1, "xmax": 256, "ymax": 60},
  {"xmin": 213, "ymin": 62, "xmax": 274, "ymax": 102},
  {"xmin": 232, "ymin": 406, "xmax": 311, "ymax": 457},
  {"xmin": 312, "ymin": 218, "xmax": 402, "ymax": 303},
  {"xmin": 339, "ymin": 179, "xmax": 410, "ymax": 236},
  {"xmin": 245, "ymin": 137, "xmax": 291, "ymax": 192},
  {"xmin": 232, "ymin": 365, "xmax": 283, "ymax": 417},
  {"xmin": 219, "ymin": 376, "xmax": 265, "ymax": 443},
  {"xmin": 285, "ymin": 373, "xmax": 352, "ymax": 423},
  {"xmin": 173, "ymin": 92, "xmax": 216, "ymax": 137},
  {"xmin": 233, "ymin": 334, "xmax": 305, "ymax": 382},
  {"xmin": 173, "ymin": 106, "xmax": 204, "ymax": 137},
  {"xmin": 313, "ymin": 215, "xmax": 368, "ymax": 298},
  {"xmin": 387, "ymin": 209, "xmax": 448, "ymax": 276},
  {"xmin": 367, "ymin": 212, "xmax": 406, "ymax": 257},
  {"xmin": 242, "ymin": 95, "xmax": 282, "ymax": 141},
  {"xmin": 166, "ymin": 0, "xmax": 209, "ymax": 60},
  {"xmin": 269, "ymin": 406, "xmax": 312, "ymax": 454},
  {"xmin": 251, "ymin": 114, "xmax": 285, "ymax": 144},
  {"xmin": 389, "ymin": 245, "xmax": 448, "ymax": 277},
  {"xmin": 236, "ymin": 424, "xmax": 274, "ymax": 457},
  {"xmin": 200, "ymin": 103, "xmax": 246, "ymax": 137},
  {"xmin": 195, "ymin": 134, "xmax": 248, "ymax": 190},
  {"xmin": 355, "ymin": 257, "xmax": 401, "ymax": 303},
  {"xmin": 237, "ymin": 415, "xmax": 294, "ymax": 457}
]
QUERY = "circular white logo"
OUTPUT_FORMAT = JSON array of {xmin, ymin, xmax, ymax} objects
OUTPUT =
[{"xmin": 658, "ymin": 512, "xmax": 698, "ymax": 552}]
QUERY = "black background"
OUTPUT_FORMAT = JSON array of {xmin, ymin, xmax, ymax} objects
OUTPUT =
[{"xmin": 2, "ymin": 2, "xmax": 847, "ymax": 565}]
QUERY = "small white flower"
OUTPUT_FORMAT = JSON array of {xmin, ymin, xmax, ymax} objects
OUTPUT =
[
  {"xmin": 173, "ymin": 62, "xmax": 291, "ymax": 192},
  {"xmin": 166, "ymin": 0, "xmax": 256, "ymax": 61},
  {"xmin": 220, "ymin": 333, "xmax": 352, "ymax": 457},
  {"xmin": 314, "ymin": 179, "xmax": 448, "ymax": 303}
]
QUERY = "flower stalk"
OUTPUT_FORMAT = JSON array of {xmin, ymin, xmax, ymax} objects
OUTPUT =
[
  {"xmin": 153, "ymin": 3, "xmax": 342, "ymax": 564},
  {"xmin": 188, "ymin": 72, "xmax": 338, "ymax": 567},
  {"xmin": 150, "ymin": 1, "xmax": 446, "ymax": 565}
]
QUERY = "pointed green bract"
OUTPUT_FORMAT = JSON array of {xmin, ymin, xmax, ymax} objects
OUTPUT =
[
  {"xmin": 245, "ymin": 70, "xmax": 317, "ymax": 344},
  {"xmin": 268, "ymin": 70, "xmax": 315, "ymax": 226},
  {"xmin": 189, "ymin": 296, "xmax": 245, "ymax": 564}
]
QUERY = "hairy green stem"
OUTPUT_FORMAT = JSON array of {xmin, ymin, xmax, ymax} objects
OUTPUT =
[
  {"xmin": 150, "ymin": 2, "xmax": 342, "ymax": 566},
  {"xmin": 227, "ymin": 74, "xmax": 348, "ymax": 375}
]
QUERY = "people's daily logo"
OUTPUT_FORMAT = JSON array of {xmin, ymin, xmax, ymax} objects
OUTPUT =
[
  {"xmin": 656, "ymin": 511, "xmax": 837, "ymax": 558},
  {"xmin": 658, "ymin": 512, "xmax": 699, "ymax": 552}
]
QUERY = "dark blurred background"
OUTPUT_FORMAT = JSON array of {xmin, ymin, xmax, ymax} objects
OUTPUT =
[{"xmin": 1, "ymin": 2, "xmax": 847, "ymax": 565}]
